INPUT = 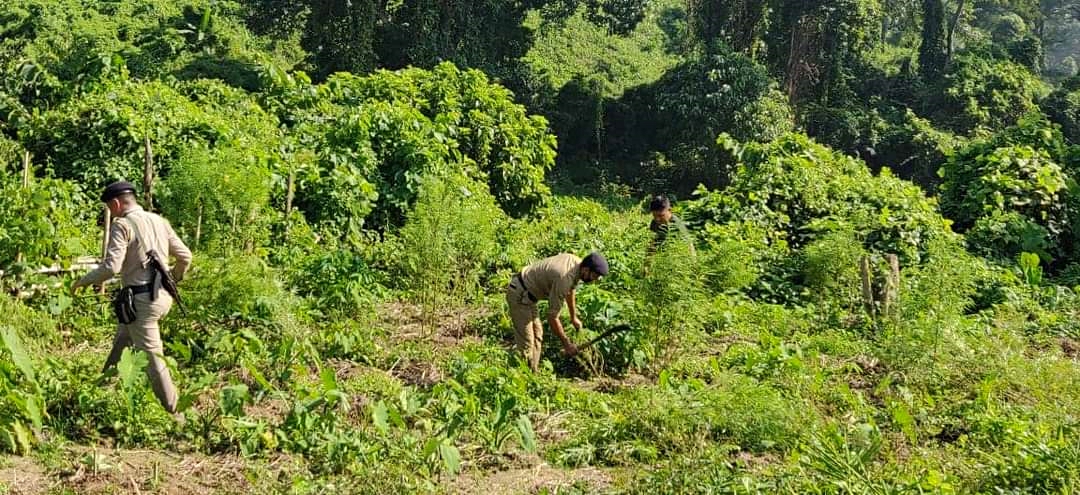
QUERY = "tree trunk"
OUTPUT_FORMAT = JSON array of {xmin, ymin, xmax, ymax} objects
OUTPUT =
[
  {"xmin": 860, "ymin": 256, "xmax": 875, "ymax": 317},
  {"xmin": 284, "ymin": 170, "xmax": 296, "ymax": 236},
  {"xmin": 21, "ymin": 151, "xmax": 30, "ymax": 188},
  {"xmin": 921, "ymin": 0, "xmax": 948, "ymax": 82},
  {"xmin": 946, "ymin": 0, "xmax": 966, "ymax": 61}
]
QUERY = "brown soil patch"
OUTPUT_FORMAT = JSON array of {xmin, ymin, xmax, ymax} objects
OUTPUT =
[
  {"xmin": 1, "ymin": 447, "xmax": 304, "ymax": 495},
  {"xmin": 245, "ymin": 396, "xmax": 291, "ymax": 423},
  {"xmin": 570, "ymin": 373, "xmax": 653, "ymax": 394},
  {"xmin": 378, "ymin": 301, "xmax": 489, "ymax": 349},
  {"xmin": 731, "ymin": 451, "xmax": 781, "ymax": 470},
  {"xmin": 1062, "ymin": 338, "xmax": 1080, "ymax": 358},
  {"xmin": 391, "ymin": 359, "xmax": 444, "ymax": 387},
  {"xmin": 450, "ymin": 463, "xmax": 613, "ymax": 495},
  {"xmin": 0, "ymin": 455, "xmax": 49, "ymax": 495},
  {"xmin": 44, "ymin": 446, "xmax": 298, "ymax": 495}
]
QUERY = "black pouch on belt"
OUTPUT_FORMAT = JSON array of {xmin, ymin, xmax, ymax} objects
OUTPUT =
[{"xmin": 112, "ymin": 287, "xmax": 136, "ymax": 324}]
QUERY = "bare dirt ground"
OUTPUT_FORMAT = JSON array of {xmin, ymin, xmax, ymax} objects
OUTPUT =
[
  {"xmin": 1, "ymin": 447, "xmax": 300, "ymax": 495},
  {"xmin": 450, "ymin": 461, "xmax": 616, "ymax": 495}
]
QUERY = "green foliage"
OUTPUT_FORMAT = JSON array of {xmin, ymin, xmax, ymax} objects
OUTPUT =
[
  {"xmin": 555, "ymin": 372, "xmax": 808, "ymax": 466},
  {"xmin": 1045, "ymin": 80, "xmax": 1080, "ymax": 145},
  {"xmin": 764, "ymin": 0, "xmax": 882, "ymax": 104},
  {"xmin": 398, "ymin": 174, "xmax": 505, "ymax": 318},
  {"xmin": 938, "ymin": 116, "xmax": 1080, "ymax": 263},
  {"xmin": 602, "ymin": 45, "xmax": 793, "ymax": 193},
  {"xmin": 4, "ymin": 1, "xmax": 1080, "ymax": 493},
  {"xmin": 687, "ymin": 133, "xmax": 955, "ymax": 266},
  {"xmin": 22, "ymin": 78, "xmax": 283, "ymax": 190},
  {"xmin": 941, "ymin": 145, "xmax": 1069, "ymax": 234},
  {"xmin": 0, "ymin": 173, "xmax": 93, "ymax": 274},
  {"xmin": 522, "ymin": 0, "xmax": 682, "ymax": 97},
  {"xmin": 870, "ymin": 109, "xmax": 964, "ymax": 188},
  {"xmin": 932, "ymin": 55, "xmax": 1049, "ymax": 133},
  {"xmin": 800, "ymin": 229, "xmax": 867, "ymax": 309},
  {"xmin": 180, "ymin": 255, "xmax": 303, "ymax": 333},
  {"xmin": 278, "ymin": 63, "xmax": 556, "ymax": 230},
  {"xmin": 697, "ymin": 221, "xmax": 767, "ymax": 293},
  {"xmin": 159, "ymin": 145, "xmax": 272, "ymax": 252},
  {"xmin": 290, "ymin": 249, "xmax": 386, "ymax": 316},
  {"xmin": 639, "ymin": 237, "xmax": 707, "ymax": 366},
  {"xmin": 0, "ymin": 0, "xmax": 298, "ymax": 108},
  {"xmin": 0, "ymin": 325, "xmax": 44, "ymax": 454},
  {"xmin": 966, "ymin": 210, "xmax": 1054, "ymax": 262}
]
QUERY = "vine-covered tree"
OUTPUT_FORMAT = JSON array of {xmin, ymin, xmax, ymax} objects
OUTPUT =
[{"xmin": 920, "ymin": 0, "xmax": 948, "ymax": 82}]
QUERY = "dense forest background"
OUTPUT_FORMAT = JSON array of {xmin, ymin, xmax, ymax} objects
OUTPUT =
[{"xmin": 1, "ymin": 1, "xmax": 1080, "ymax": 493}]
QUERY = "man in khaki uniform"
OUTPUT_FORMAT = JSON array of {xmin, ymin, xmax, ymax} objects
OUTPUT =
[
  {"xmin": 506, "ymin": 252, "xmax": 608, "ymax": 371},
  {"xmin": 71, "ymin": 181, "xmax": 192, "ymax": 415}
]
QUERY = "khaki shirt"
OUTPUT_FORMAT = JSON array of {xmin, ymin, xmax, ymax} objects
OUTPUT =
[
  {"xmin": 520, "ymin": 253, "xmax": 581, "ymax": 320},
  {"xmin": 77, "ymin": 205, "xmax": 192, "ymax": 288}
]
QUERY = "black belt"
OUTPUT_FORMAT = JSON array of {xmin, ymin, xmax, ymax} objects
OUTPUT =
[
  {"xmin": 125, "ymin": 283, "xmax": 157, "ymax": 300},
  {"xmin": 510, "ymin": 273, "xmax": 538, "ymax": 303}
]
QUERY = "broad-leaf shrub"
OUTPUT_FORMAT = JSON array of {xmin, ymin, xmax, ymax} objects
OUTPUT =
[
  {"xmin": 940, "ymin": 146, "xmax": 1069, "ymax": 236},
  {"xmin": 0, "ymin": 0, "xmax": 295, "ymax": 105},
  {"xmin": 275, "ymin": 63, "xmax": 556, "ymax": 230},
  {"xmin": 691, "ymin": 133, "xmax": 954, "ymax": 261},
  {"xmin": 1045, "ymin": 77, "xmax": 1080, "ymax": 146},
  {"xmin": 939, "ymin": 117, "xmax": 1080, "ymax": 263},
  {"xmin": 931, "ymin": 55, "xmax": 1048, "ymax": 133},
  {"xmin": 23, "ymin": 78, "xmax": 283, "ymax": 189},
  {"xmin": 0, "ymin": 173, "xmax": 92, "ymax": 273},
  {"xmin": 0, "ymin": 325, "xmax": 44, "ymax": 454},
  {"xmin": 604, "ymin": 45, "xmax": 793, "ymax": 193}
]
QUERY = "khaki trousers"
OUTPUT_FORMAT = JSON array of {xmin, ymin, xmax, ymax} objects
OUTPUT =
[
  {"xmin": 506, "ymin": 281, "xmax": 543, "ymax": 371},
  {"xmin": 103, "ymin": 291, "xmax": 178, "ymax": 413}
]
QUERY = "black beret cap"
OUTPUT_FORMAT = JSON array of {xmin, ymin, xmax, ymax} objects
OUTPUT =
[
  {"xmin": 101, "ymin": 181, "xmax": 136, "ymax": 202},
  {"xmin": 582, "ymin": 252, "xmax": 609, "ymax": 276}
]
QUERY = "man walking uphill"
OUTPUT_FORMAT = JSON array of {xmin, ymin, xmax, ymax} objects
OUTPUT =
[
  {"xmin": 71, "ymin": 181, "xmax": 192, "ymax": 415},
  {"xmin": 506, "ymin": 252, "xmax": 608, "ymax": 372}
]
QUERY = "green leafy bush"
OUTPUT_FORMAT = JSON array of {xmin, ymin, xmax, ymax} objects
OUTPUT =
[
  {"xmin": 278, "ymin": 63, "xmax": 556, "ymax": 229},
  {"xmin": 940, "ymin": 145, "xmax": 1070, "ymax": 236},
  {"xmin": 602, "ymin": 44, "xmax": 793, "ymax": 193},
  {"xmin": 0, "ymin": 0, "xmax": 297, "ymax": 105},
  {"xmin": 0, "ymin": 173, "xmax": 93, "ymax": 274},
  {"xmin": 966, "ymin": 211, "xmax": 1053, "ymax": 262},
  {"xmin": 931, "ymin": 55, "xmax": 1049, "ymax": 133},
  {"xmin": 398, "ymin": 174, "xmax": 505, "ymax": 312},
  {"xmin": 23, "ymin": 78, "xmax": 283, "ymax": 190},
  {"xmin": 686, "ymin": 133, "xmax": 955, "ymax": 266},
  {"xmin": 0, "ymin": 325, "xmax": 44, "ymax": 454},
  {"xmin": 1045, "ymin": 78, "xmax": 1080, "ymax": 146}
]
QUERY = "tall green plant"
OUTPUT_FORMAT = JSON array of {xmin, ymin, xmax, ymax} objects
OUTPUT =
[
  {"xmin": 399, "ymin": 174, "xmax": 504, "ymax": 332},
  {"xmin": 639, "ymin": 236, "xmax": 706, "ymax": 368},
  {"xmin": 0, "ymin": 326, "xmax": 44, "ymax": 454}
]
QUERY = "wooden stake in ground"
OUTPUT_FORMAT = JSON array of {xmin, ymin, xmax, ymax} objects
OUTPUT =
[
  {"xmin": 195, "ymin": 202, "xmax": 203, "ymax": 248},
  {"xmin": 16, "ymin": 152, "xmax": 30, "ymax": 263},
  {"xmin": 860, "ymin": 256, "xmax": 874, "ymax": 317},
  {"xmin": 284, "ymin": 170, "xmax": 295, "ymax": 236},
  {"xmin": 883, "ymin": 254, "xmax": 900, "ymax": 319},
  {"xmin": 21, "ymin": 151, "xmax": 30, "ymax": 188},
  {"xmin": 143, "ymin": 135, "xmax": 154, "ymax": 211}
]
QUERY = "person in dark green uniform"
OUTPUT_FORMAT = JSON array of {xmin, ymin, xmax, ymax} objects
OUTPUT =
[{"xmin": 647, "ymin": 195, "xmax": 693, "ymax": 255}]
